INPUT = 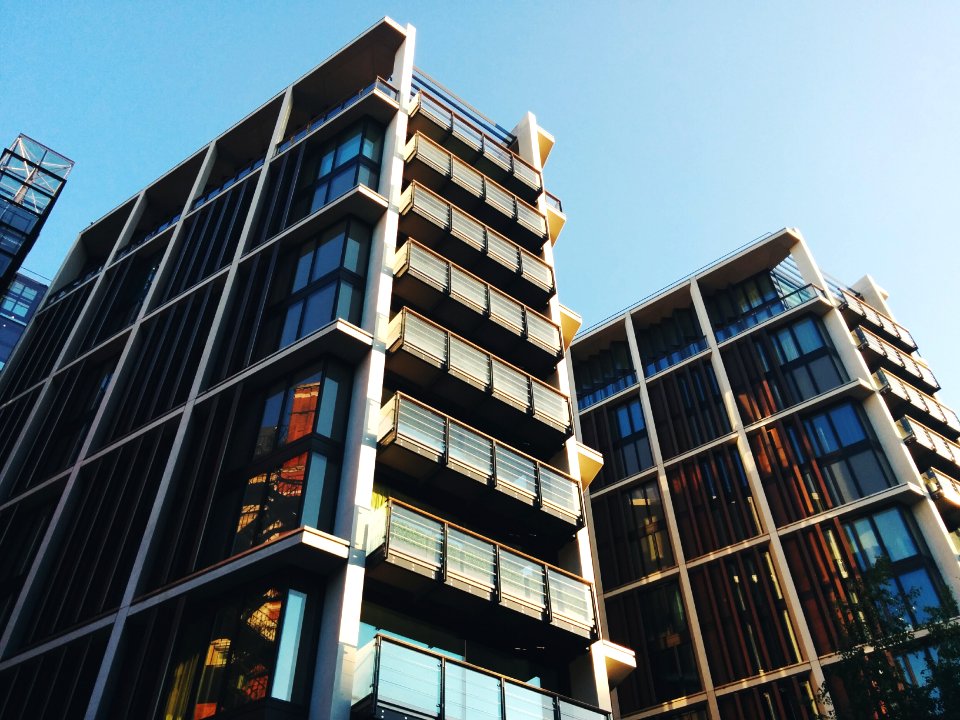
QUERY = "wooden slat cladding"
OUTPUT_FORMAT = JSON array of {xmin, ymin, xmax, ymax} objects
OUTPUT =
[{"xmin": 647, "ymin": 358, "xmax": 731, "ymax": 460}]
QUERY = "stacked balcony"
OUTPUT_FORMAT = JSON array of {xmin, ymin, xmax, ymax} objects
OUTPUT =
[
  {"xmin": 873, "ymin": 369, "xmax": 960, "ymax": 440},
  {"xmin": 393, "ymin": 240, "xmax": 562, "ymax": 374},
  {"xmin": 852, "ymin": 326, "xmax": 940, "ymax": 394},
  {"xmin": 922, "ymin": 468, "xmax": 960, "ymax": 531},
  {"xmin": 386, "ymin": 309, "xmax": 571, "ymax": 452},
  {"xmin": 404, "ymin": 133, "xmax": 549, "ymax": 249},
  {"xmin": 377, "ymin": 393, "xmax": 582, "ymax": 545},
  {"xmin": 398, "ymin": 182, "xmax": 554, "ymax": 306},
  {"xmin": 897, "ymin": 416, "xmax": 960, "ymax": 477},
  {"xmin": 408, "ymin": 91, "xmax": 543, "ymax": 201},
  {"xmin": 838, "ymin": 288, "xmax": 917, "ymax": 352},
  {"xmin": 361, "ymin": 500, "xmax": 597, "ymax": 648},
  {"xmin": 351, "ymin": 635, "xmax": 610, "ymax": 720}
]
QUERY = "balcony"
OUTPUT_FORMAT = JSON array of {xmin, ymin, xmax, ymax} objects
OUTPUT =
[
  {"xmin": 837, "ymin": 288, "xmax": 917, "ymax": 353},
  {"xmin": 386, "ymin": 309, "xmax": 572, "ymax": 452},
  {"xmin": 873, "ymin": 369, "xmax": 960, "ymax": 440},
  {"xmin": 642, "ymin": 336, "xmax": 709, "ymax": 378},
  {"xmin": 408, "ymin": 90, "xmax": 542, "ymax": 201},
  {"xmin": 398, "ymin": 182, "xmax": 554, "ymax": 306},
  {"xmin": 377, "ymin": 393, "xmax": 583, "ymax": 546},
  {"xmin": 351, "ymin": 635, "xmax": 610, "ymax": 720},
  {"xmin": 361, "ymin": 500, "xmax": 598, "ymax": 647},
  {"xmin": 897, "ymin": 417, "xmax": 960, "ymax": 475},
  {"xmin": 922, "ymin": 468, "xmax": 960, "ymax": 531},
  {"xmin": 852, "ymin": 327, "xmax": 940, "ymax": 394},
  {"xmin": 404, "ymin": 133, "xmax": 549, "ymax": 250},
  {"xmin": 393, "ymin": 240, "xmax": 562, "ymax": 375},
  {"xmin": 713, "ymin": 284, "xmax": 829, "ymax": 343}
]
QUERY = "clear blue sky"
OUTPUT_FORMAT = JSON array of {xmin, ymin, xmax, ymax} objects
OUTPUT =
[{"xmin": 2, "ymin": 2, "xmax": 959, "ymax": 405}]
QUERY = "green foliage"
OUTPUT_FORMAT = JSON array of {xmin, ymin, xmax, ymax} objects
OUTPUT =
[{"xmin": 816, "ymin": 558, "xmax": 960, "ymax": 720}]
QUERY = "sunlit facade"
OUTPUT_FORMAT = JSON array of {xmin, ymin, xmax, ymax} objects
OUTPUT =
[
  {"xmin": 0, "ymin": 19, "xmax": 632, "ymax": 720},
  {"xmin": 571, "ymin": 229, "xmax": 960, "ymax": 719}
]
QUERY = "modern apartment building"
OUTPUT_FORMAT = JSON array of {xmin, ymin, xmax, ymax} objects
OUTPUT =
[
  {"xmin": 0, "ymin": 135, "xmax": 73, "ymax": 290},
  {"xmin": 570, "ymin": 229, "xmax": 960, "ymax": 719},
  {"xmin": 0, "ymin": 272, "xmax": 47, "ymax": 371},
  {"xmin": 0, "ymin": 18, "xmax": 633, "ymax": 720}
]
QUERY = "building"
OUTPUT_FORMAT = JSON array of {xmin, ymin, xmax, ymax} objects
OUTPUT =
[
  {"xmin": 0, "ymin": 135, "xmax": 73, "ymax": 290},
  {"xmin": 570, "ymin": 229, "xmax": 960, "ymax": 719},
  {"xmin": 0, "ymin": 18, "xmax": 633, "ymax": 720},
  {"xmin": 0, "ymin": 272, "xmax": 47, "ymax": 371}
]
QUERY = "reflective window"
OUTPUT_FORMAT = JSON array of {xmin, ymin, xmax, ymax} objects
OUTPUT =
[{"xmin": 609, "ymin": 397, "xmax": 654, "ymax": 478}]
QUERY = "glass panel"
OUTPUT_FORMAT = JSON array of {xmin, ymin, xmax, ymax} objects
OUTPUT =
[
  {"xmin": 449, "ymin": 336, "xmax": 490, "ymax": 386},
  {"xmin": 445, "ymin": 663, "xmax": 502, "ymax": 720},
  {"xmin": 540, "ymin": 468, "xmax": 580, "ymax": 516},
  {"xmin": 312, "ymin": 226, "xmax": 346, "ymax": 280},
  {"xmin": 232, "ymin": 454, "xmax": 308, "ymax": 553},
  {"xmin": 873, "ymin": 508, "xmax": 917, "ymax": 561},
  {"xmin": 220, "ymin": 588, "xmax": 282, "ymax": 711},
  {"xmin": 397, "ymin": 400, "xmax": 446, "ymax": 454},
  {"xmin": 271, "ymin": 589, "xmax": 307, "ymax": 701},
  {"xmin": 378, "ymin": 641, "xmax": 442, "ymax": 715},
  {"xmin": 292, "ymin": 245, "xmax": 313, "ymax": 292},
  {"xmin": 280, "ymin": 302, "xmax": 303, "ymax": 348},
  {"xmin": 847, "ymin": 517, "xmax": 882, "ymax": 569},
  {"xmin": 899, "ymin": 568, "xmax": 941, "ymax": 623},
  {"xmin": 490, "ymin": 292, "xmax": 524, "ymax": 332},
  {"xmin": 558, "ymin": 699, "xmax": 607, "ymax": 720},
  {"xmin": 547, "ymin": 569, "xmax": 594, "ymax": 627},
  {"xmin": 300, "ymin": 283, "xmax": 336, "ymax": 337},
  {"xmin": 531, "ymin": 383, "xmax": 567, "ymax": 425},
  {"xmin": 335, "ymin": 128, "xmax": 362, "ymax": 165},
  {"xmin": 448, "ymin": 422, "xmax": 493, "ymax": 476},
  {"xmin": 327, "ymin": 166, "xmax": 355, "ymax": 201},
  {"xmin": 495, "ymin": 446, "xmax": 537, "ymax": 497},
  {"xmin": 503, "ymin": 682, "xmax": 554, "ymax": 720},
  {"xmin": 500, "ymin": 552, "xmax": 546, "ymax": 609},
  {"xmin": 389, "ymin": 506, "xmax": 443, "ymax": 569},
  {"xmin": 793, "ymin": 317, "xmax": 823, "ymax": 353},
  {"xmin": 491, "ymin": 360, "xmax": 530, "ymax": 407},
  {"xmin": 525, "ymin": 314, "xmax": 560, "ymax": 352},
  {"xmin": 830, "ymin": 404, "xmax": 866, "ymax": 447},
  {"xmin": 450, "ymin": 267, "xmax": 487, "ymax": 310},
  {"xmin": 446, "ymin": 528, "xmax": 496, "ymax": 590},
  {"xmin": 405, "ymin": 313, "xmax": 447, "ymax": 362}
]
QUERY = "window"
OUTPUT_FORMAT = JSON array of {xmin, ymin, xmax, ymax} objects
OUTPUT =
[
  {"xmin": 161, "ymin": 586, "xmax": 313, "ymax": 719},
  {"xmin": 610, "ymin": 398, "xmax": 654, "ymax": 478},
  {"xmin": 288, "ymin": 120, "xmax": 383, "ymax": 224},
  {"xmin": 771, "ymin": 316, "xmax": 845, "ymax": 402},
  {"xmin": 573, "ymin": 341, "xmax": 637, "ymax": 410},
  {"xmin": 0, "ymin": 279, "xmax": 40, "ymax": 320},
  {"xmin": 265, "ymin": 219, "xmax": 370, "ymax": 354}
]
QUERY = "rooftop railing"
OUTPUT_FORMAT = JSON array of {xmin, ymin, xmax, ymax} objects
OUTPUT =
[
  {"xmin": 837, "ymin": 287, "xmax": 916, "ymax": 351},
  {"xmin": 394, "ymin": 240, "xmax": 562, "ymax": 358},
  {"xmin": 352, "ymin": 635, "xmax": 610, "ymax": 720},
  {"xmin": 388, "ymin": 309, "xmax": 571, "ymax": 434},
  {"xmin": 362, "ymin": 499, "xmax": 596, "ymax": 637},
  {"xmin": 378, "ymin": 393, "xmax": 582, "ymax": 526},
  {"xmin": 399, "ymin": 182, "xmax": 554, "ymax": 297},
  {"xmin": 852, "ymin": 327, "xmax": 939, "ymax": 393},
  {"xmin": 276, "ymin": 77, "xmax": 399, "ymax": 156},
  {"xmin": 713, "ymin": 283, "xmax": 826, "ymax": 343},
  {"xmin": 405, "ymin": 133, "xmax": 547, "ymax": 242}
]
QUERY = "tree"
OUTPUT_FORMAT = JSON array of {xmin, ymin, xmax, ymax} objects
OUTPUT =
[{"xmin": 816, "ymin": 558, "xmax": 960, "ymax": 720}]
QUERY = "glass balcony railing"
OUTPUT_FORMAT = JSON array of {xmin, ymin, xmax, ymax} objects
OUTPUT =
[
  {"xmin": 410, "ymin": 90, "xmax": 542, "ymax": 197},
  {"xmin": 852, "ymin": 327, "xmax": 939, "ymax": 393},
  {"xmin": 642, "ymin": 336, "xmax": 709, "ymax": 378},
  {"xmin": 387, "ymin": 309, "xmax": 571, "ymax": 434},
  {"xmin": 545, "ymin": 191, "xmax": 563, "ymax": 213},
  {"xmin": 394, "ymin": 240, "xmax": 562, "ymax": 360},
  {"xmin": 897, "ymin": 417, "xmax": 960, "ymax": 471},
  {"xmin": 405, "ymin": 133, "xmax": 548, "ymax": 244},
  {"xmin": 576, "ymin": 373, "xmax": 638, "ymax": 412},
  {"xmin": 378, "ymin": 393, "xmax": 583, "ymax": 526},
  {"xmin": 874, "ymin": 369, "xmax": 960, "ymax": 438},
  {"xmin": 190, "ymin": 156, "xmax": 264, "ymax": 212},
  {"xmin": 837, "ymin": 287, "xmax": 917, "ymax": 352},
  {"xmin": 713, "ymin": 283, "xmax": 825, "ymax": 342},
  {"xmin": 352, "ymin": 635, "xmax": 610, "ymax": 720},
  {"xmin": 276, "ymin": 77, "xmax": 399, "ymax": 155},
  {"xmin": 399, "ymin": 182, "xmax": 555, "ymax": 299},
  {"xmin": 363, "ymin": 500, "xmax": 597, "ymax": 637},
  {"xmin": 46, "ymin": 265, "xmax": 102, "ymax": 306},
  {"xmin": 115, "ymin": 212, "xmax": 182, "ymax": 262}
]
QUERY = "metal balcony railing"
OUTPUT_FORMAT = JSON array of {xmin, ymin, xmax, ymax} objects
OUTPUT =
[
  {"xmin": 394, "ymin": 240, "xmax": 562, "ymax": 358},
  {"xmin": 378, "ymin": 393, "xmax": 583, "ymax": 525},
  {"xmin": 642, "ymin": 336, "xmax": 709, "ymax": 378},
  {"xmin": 275, "ymin": 77, "xmax": 399, "ymax": 155},
  {"xmin": 399, "ymin": 183, "xmax": 555, "ymax": 298},
  {"xmin": 874, "ymin": 369, "xmax": 960, "ymax": 437},
  {"xmin": 190, "ymin": 157, "xmax": 265, "ymax": 212},
  {"xmin": 363, "ymin": 500, "xmax": 596, "ymax": 637},
  {"xmin": 852, "ymin": 327, "xmax": 939, "ymax": 393},
  {"xmin": 897, "ymin": 417, "xmax": 960, "ymax": 470},
  {"xmin": 352, "ymin": 635, "xmax": 610, "ymax": 720},
  {"xmin": 410, "ymin": 90, "xmax": 543, "ymax": 195},
  {"xmin": 713, "ymin": 284, "xmax": 826, "ymax": 342},
  {"xmin": 837, "ymin": 287, "xmax": 917, "ymax": 351},
  {"xmin": 405, "ymin": 133, "xmax": 547, "ymax": 242},
  {"xmin": 387, "ymin": 309, "xmax": 571, "ymax": 434}
]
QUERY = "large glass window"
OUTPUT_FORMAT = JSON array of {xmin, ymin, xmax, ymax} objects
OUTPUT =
[
  {"xmin": 161, "ymin": 586, "xmax": 313, "ymax": 719},
  {"xmin": 573, "ymin": 341, "xmax": 637, "ymax": 410},
  {"xmin": 610, "ymin": 397, "xmax": 654, "ymax": 478}
]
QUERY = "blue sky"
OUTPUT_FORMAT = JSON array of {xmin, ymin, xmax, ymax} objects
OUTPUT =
[{"xmin": 2, "ymin": 1, "xmax": 959, "ymax": 404}]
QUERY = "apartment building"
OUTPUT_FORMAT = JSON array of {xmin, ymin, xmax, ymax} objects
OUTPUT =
[
  {"xmin": 0, "ymin": 272, "xmax": 47, "ymax": 371},
  {"xmin": 0, "ymin": 19, "xmax": 632, "ymax": 720},
  {"xmin": 570, "ymin": 229, "xmax": 960, "ymax": 719}
]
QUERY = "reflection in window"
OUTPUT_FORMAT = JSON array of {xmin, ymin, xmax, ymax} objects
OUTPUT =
[
  {"xmin": 161, "ymin": 586, "xmax": 311, "ymax": 719},
  {"xmin": 610, "ymin": 398, "xmax": 654, "ymax": 478}
]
